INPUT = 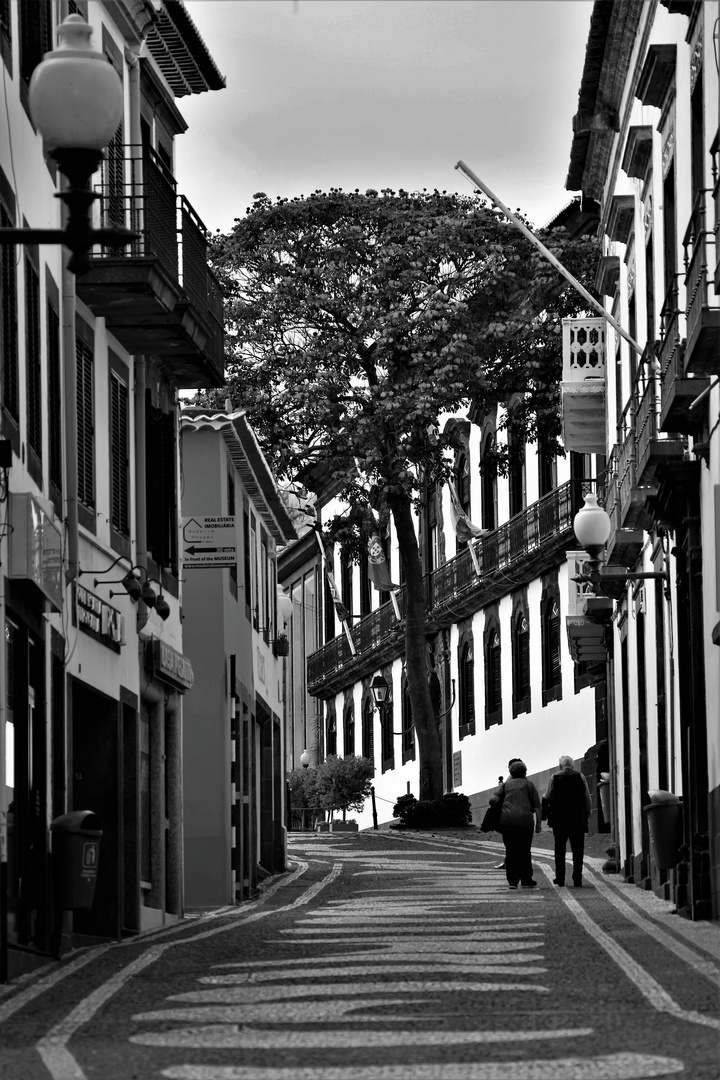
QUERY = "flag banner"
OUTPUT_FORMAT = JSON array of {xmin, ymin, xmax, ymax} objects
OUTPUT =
[
  {"xmin": 448, "ymin": 482, "xmax": 486, "ymax": 546},
  {"xmin": 311, "ymin": 523, "xmax": 356, "ymax": 655},
  {"xmin": 368, "ymin": 533, "xmax": 395, "ymax": 593}
]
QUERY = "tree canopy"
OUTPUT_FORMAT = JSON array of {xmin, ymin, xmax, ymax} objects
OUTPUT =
[{"xmin": 201, "ymin": 188, "xmax": 599, "ymax": 800}]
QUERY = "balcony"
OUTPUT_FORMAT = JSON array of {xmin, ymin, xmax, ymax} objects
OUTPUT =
[
  {"xmin": 560, "ymin": 317, "xmax": 606, "ymax": 454},
  {"xmin": 601, "ymin": 449, "xmax": 643, "ymax": 574},
  {"xmin": 307, "ymin": 481, "xmax": 585, "ymax": 698},
  {"xmin": 634, "ymin": 348, "xmax": 684, "ymax": 486},
  {"xmin": 658, "ymin": 281, "xmax": 708, "ymax": 433},
  {"xmin": 76, "ymin": 147, "xmax": 224, "ymax": 388},
  {"xmin": 682, "ymin": 189, "xmax": 720, "ymax": 377},
  {"xmin": 713, "ymin": 131, "xmax": 720, "ymax": 293}
]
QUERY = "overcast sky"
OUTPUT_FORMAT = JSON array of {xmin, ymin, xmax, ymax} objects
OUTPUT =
[{"xmin": 175, "ymin": 0, "xmax": 594, "ymax": 236}]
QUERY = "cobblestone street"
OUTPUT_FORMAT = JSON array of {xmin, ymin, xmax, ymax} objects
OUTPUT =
[{"xmin": 0, "ymin": 831, "xmax": 718, "ymax": 1080}]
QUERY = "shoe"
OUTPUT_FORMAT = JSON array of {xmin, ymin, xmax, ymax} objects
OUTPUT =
[
  {"xmin": 508, "ymin": 884, "xmax": 518, "ymax": 890},
  {"xmin": 495, "ymin": 862, "xmax": 506, "ymax": 869},
  {"xmin": 572, "ymin": 881, "xmax": 583, "ymax": 888},
  {"xmin": 521, "ymin": 880, "xmax": 537, "ymax": 888},
  {"xmin": 553, "ymin": 879, "xmax": 565, "ymax": 886}
]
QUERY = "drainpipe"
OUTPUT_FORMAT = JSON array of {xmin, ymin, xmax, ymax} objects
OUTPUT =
[{"xmin": 63, "ymin": 263, "xmax": 79, "ymax": 583}]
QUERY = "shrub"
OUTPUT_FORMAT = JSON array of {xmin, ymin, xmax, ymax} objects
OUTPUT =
[{"xmin": 392, "ymin": 792, "xmax": 472, "ymax": 829}]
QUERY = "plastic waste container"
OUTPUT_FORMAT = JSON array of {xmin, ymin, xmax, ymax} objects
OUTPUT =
[
  {"xmin": 51, "ymin": 811, "xmax": 102, "ymax": 910},
  {"xmin": 643, "ymin": 791, "xmax": 682, "ymax": 870}
]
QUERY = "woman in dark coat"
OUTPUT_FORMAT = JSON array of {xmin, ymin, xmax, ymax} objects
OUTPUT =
[{"xmin": 490, "ymin": 759, "xmax": 542, "ymax": 888}]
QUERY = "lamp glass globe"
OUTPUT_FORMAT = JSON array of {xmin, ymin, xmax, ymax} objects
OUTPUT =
[
  {"xmin": 573, "ymin": 492, "xmax": 612, "ymax": 550},
  {"xmin": 28, "ymin": 15, "xmax": 124, "ymax": 153}
]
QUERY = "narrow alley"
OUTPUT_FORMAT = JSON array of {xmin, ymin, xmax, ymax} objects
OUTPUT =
[{"xmin": 0, "ymin": 831, "xmax": 718, "ymax": 1080}]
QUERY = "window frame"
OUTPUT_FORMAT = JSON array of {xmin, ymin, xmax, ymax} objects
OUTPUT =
[
  {"xmin": 511, "ymin": 594, "xmax": 531, "ymax": 718},
  {"xmin": 75, "ymin": 317, "xmax": 95, "ymax": 531},
  {"xmin": 108, "ymin": 353, "xmax": 131, "ymax": 555},
  {"xmin": 484, "ymin": 612, "xmax": 502, "ymax": 729},
  {"xmin": 541, "ymin": 578, "xmax": 563, "ymax": 706},
  {"xmin": 457, "ymin": 628, "xmax": 476, "ymax": 739}
]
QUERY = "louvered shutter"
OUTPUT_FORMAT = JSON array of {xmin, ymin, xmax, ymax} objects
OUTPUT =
[
  {"xmin": 76, "ymin": 339, "xmax": 94, "ymax": 509},
  {"xmin": 549, "ymin": 602, "xmax": 562, "ymax": 687},
  {"xmin": 25, "ymin": 257, "xmax": 42, "ymax": 458},
  {"xmin": 362, "ymin": 701, "xmax": 374, "ymax": 761},
  {"xmin": 110, "ymin": 372, "xmax": 129, "ymax": 535},
  {"xmin": 1, "ymin": 205, "xmax": 18, "ymax": 419},
  {"xmin": 47, "ymin": 301, "xmax": 62, "ymax": 491}
]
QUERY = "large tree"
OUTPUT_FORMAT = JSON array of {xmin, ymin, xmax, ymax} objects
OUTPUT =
[{"xmin": 202, "ymin": 188, "xmax": 598, "ymax": 800}]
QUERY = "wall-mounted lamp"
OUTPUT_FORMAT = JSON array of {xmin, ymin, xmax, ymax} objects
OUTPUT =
[
  {"xmin": 572, "ymin": 492, "xmax": 669, "ymax": 590},
  {"xmin": 78, "ymin": 556, "xmax": 142, "ymax": 600},
  {"xmin": 370, "ymin": 674, "xmax": 390, "ymax": 709},
  {"xmin": 0, "ymin": 15, "xmax": 138, "ymax": 274}
]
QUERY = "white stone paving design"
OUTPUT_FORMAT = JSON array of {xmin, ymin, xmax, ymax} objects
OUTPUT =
[{"xmin": 124, "ymin": 849, "xmax": 686, "ymax": 1080}]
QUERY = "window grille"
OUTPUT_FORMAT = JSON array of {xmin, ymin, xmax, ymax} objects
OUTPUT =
[
  {"xmin": 76, "ymin": 337, "xmax": 95, "ymax": 510},
  {"xmin": 109, "ymin": 371, "xmax": 129, "ymax": 536}
]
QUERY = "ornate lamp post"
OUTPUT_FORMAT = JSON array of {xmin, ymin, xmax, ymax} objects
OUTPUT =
[{"xmin": 0, "ymin": 15, "xmax": 138, "ymax": 273}]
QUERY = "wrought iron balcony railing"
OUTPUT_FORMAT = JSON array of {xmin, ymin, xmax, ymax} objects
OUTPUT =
[
  {"xmin": 307, "ymin": 480, "xmax": 585, "ymax": 696},
  {"xmin": 91, "ymin": 145, "xmax": 224, "ymax": 377},
  {"xmin": 682, "ymin": 187, "xmax": 720, "ymax": 375}
]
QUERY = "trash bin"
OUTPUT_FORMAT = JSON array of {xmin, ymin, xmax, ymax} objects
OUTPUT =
[
  {"xmin": 51, "ymin": 811, "xmax": 102, "ymax": 910},
  {"xmin": 643, "ymin": 791, "xmax": 682, "ymax": 870}
]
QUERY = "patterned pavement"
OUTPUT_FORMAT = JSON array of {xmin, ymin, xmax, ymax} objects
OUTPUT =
[{"xmin": 0, "ymin": 830, "xmax": 718, "ymax": 1080}]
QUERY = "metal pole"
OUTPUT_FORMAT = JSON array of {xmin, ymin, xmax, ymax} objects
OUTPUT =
[
  {"xmin": 371, "ymin": 785, "xmax": 378, "ymax": 830},
  {"xmin": 454, "ymin": 160, "xmax": 642, "ymax": 355}
]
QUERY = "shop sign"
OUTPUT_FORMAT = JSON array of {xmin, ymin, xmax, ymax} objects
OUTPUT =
[
  {"xmin": 74, "ymin": 584, "xmax": 124, "ymax": 651},
  {"xmin": 147, "ymin": 639, "xmax": 194, "ymax": 692},
  {"xmin": 9, "ymin": 493, "xmax": 63, "ymax": 611}
]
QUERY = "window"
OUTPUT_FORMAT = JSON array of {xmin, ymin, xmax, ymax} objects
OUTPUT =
[
  {"xmin": 227, "ymin": 470, "xmax": 237, "ymax": 598},
  {"xmin": 109, "ymin": 365, "xmax": 130, "ymax": 539},
  {"xmin": 512, "ymin": 601, "xmax": 531, "ymax": 718},
  {"xmin": 0, "ymin": 196, "xmax": 18, "ymax": 424},
  {"xmin": 362, "ymin": 697, "xmax": 374, "ymax": 764},
  {"xmin": 455, "ymin": 450, "xmax": 471, "ymax": 515},
  {"xmin": 323, "ymin": 574, "xmax": 336, "ymax": 642},
  {"xmin": 340, "ymin": 547, "xmax": 353, "ymax": 620},
  {"xmin": 400, "ymin": 673, "xmax": 415, "ymax": 763},
  {"xmin": 508, "ymin": 428, "xmax": 525, "ymax": 518},
  {"xmin": 423, "ymin": 482, "xmax": 439, "ymax": 574},
  {"xmin": 481, "ymin": 431, "xmax": 497, "ymax": 530},
  {"xmin": 76, "ymin": 327, "xmax": 95, "ymax": 519},
  {"xmin": 1, "ymin": 0, "xmax": 12, "ymax": 72},
  {"xmin": 25, "ymin": 254, "xmax": 42, "ymax": 475},
  {"xmin": 541, "ymin": 581, "xmax": 562, "ymax": 706},
  {"xmin": 484, "ymin": 616, "xmax": 502, "ymax": 728},
  {"xmin": 343, "ymin": 703, "xmax": 355, "ymax": 756},
  {"xmin": 145, "ymin": 396, "xmax": 178, "ymax": 573},
  {"xmin": 458, "ymin": 631, "xmax": 475, "ymax": 738},
  {"xmin": 46, "ymin": 287, "xmax": 62, "ymax": 499},
  {"xmin": 326, "ymin": 705, "xmax": 337, "ymax": 757},
  {"xmin": 19, "ymin": 0, "xmax": 50, "ymax": 88},
  {"xmin": 538, "ymin": 436, "xmax": 556, "ymax": 497},
  {"xmin": 261, "ymin": 532, "xmax": 269, "ymax": 642},
  {"xmin": 380, "ymin": 690, "xmax": 394, "ymax": 773},
  {"xmin": 243, "ymin": 499, "xmax": 251, "ymax": 619},
  {"xmin": 359, "ymin": 551, "xmax": 371, "ymax": 617}
]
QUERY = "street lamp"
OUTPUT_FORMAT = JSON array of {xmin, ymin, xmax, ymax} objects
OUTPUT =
[
  {"xmin": 572, "ymin": 491, "xmax": 668, "ymax": 588},
  {"xmin": 370, "ymin": 674, "xmax": 390, "ymax": 709},
  {"xmin": 300, "ymin": 749, "xmax": 311, "ymax": 770},
  {"xmin": 0, "ymin": 15, "xmax": 138, "ymax": 273}
]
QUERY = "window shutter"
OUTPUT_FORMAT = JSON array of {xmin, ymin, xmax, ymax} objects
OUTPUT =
[
  {"xmin": 0, "ymin": 206, "xmax": 18, "ymax": 419},
  {"xmin": 25, "ymin": 257, "xmax": 42, "ymax": 458},
  {"xmin": 362, "ymin": 701, "xmax": 374, "ymax": 761},
  {"xmin": 110, "ymin": 372, "xmax": 129, "ymax": 535},
  {"xmin": 47, "ymin": 301, "xmax": 62, "ymax": 490},
  {"xmin": 76, "ymin": 338, "xmax": 94, "ymax": 509},
  {"xmin": 549, "ymin": 603, "xmax": 562, "ymax": 686}
]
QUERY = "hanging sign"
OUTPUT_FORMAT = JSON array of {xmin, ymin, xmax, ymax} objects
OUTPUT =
[{"xmin": 182, "ymin": 516, "xmax": 237, "ymax": 568}]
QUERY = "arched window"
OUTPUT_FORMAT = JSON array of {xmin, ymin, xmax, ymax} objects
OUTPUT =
[
  {"xmin": 340, "ymin": 546, "xmax": 353, "ymax": 622},
  {"xmin": 508, "ymin": 427, "xmax": 525, "ymax": 518},
  {"xmin": 343, "ymin": 702, "xmax": 355, "ymax": 756},
  {"xmin": 480, "ymin": 431, "xmax": 497, "ymax": 531},
  {"xmin": 458, "ymin": 632, "xmax": 475, "ymax": 738},
  {"xmin": 484, "ymin": 614, "xmax": 502, "ymax": 728},
  {"xmin": 400, "ymin": 673, "xmax": 416, "ymax": 763},
  {"xmin": 381, "ymin": 697, "xmax": 395, "ymax": 773},
  {"xmin": 538, "ymin": 434, "xmax": 557, "ymax": 497},
  {"xmin": 423, "ymin": 482, "xmax": 439, "ymax": 575},
  {"xmin": 454, "ymin": 450, "xmax": 471, "ymax": 516},
  {"xmin": 541, "ymin": 580, "xmax": 562, "ymax": 706},
  {"xmin": 361, "ymin": 696, "xmax": 375, "ymax": 767},
  {"xmin": 512, "ymin": 601, "xmax": 531, "ymax": 718},
  {"xmin": 326, "ymin": 705, "xmax": 337, "ymax": 756}
]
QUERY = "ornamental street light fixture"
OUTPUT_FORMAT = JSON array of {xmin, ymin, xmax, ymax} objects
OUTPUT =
[
  {"xmin": 572, "ymin": 491, "xmax": 668, "ymax": 589},
  {"xmin": 0, "ymin": 15, "xmax": 138, "ymax": 274}
]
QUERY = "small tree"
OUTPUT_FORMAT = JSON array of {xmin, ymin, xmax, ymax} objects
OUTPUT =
[{"xmin": 314, "ymin": 755, "xmax": 374, "ymax": 821}]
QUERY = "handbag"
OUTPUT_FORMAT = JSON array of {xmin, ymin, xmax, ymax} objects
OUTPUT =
[{"xmin": 480, "ymin": 784, "xmax": 504, "ymax": 833}]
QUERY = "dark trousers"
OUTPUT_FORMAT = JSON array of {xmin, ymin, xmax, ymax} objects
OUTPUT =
[
  {"xmin": 501, "ymin": 825, "xmax": 535, "ymax": 886},
  {"xmin": 553, "ymin": 824, "xmax": 585, "ymax": 883}
]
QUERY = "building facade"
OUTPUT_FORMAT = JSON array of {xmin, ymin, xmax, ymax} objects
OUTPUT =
[
  {"xmin": 563, "ymin": 0, "xmax": 719, "ymax": 918},
  {"xmin": 180, "ymin": 407, "xmax": 296, "ymax": 909},
  {"xmin": 0, "ymin": 0, "xmax": 224, "ymax": 980},
  {"xmin": 297, "ymin": 425, "xmax": 608, "ymax": 834}
]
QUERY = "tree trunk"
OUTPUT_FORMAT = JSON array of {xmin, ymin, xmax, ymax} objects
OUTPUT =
[{"xmin": 388, "ymin": 491, "xmax": 444, "ymax": 801}]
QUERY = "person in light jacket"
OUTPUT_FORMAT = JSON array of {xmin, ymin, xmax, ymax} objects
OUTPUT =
[
  {"xmin": 543, "ymin": 755, "xmax": 592, "ymax": 887},
  {"xmin": 490, "ymin": 759, "xmax": 542, "ymax": 889}
]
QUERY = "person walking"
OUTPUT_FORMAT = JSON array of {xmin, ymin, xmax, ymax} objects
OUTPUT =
[
  {"xmin": 543, "ymin": 754, "xmax": 592, "ymax": 887},
  {"xmin": 489, "ymin": 759, "xmax": 542, "ymax": 888},
  {"xmin": 494, "ymin": 758, "xmax": 522, "ymax": 869}
]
